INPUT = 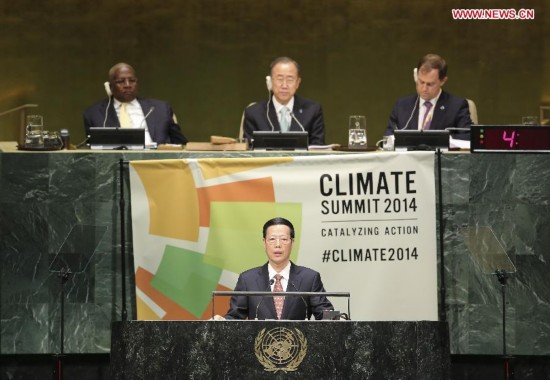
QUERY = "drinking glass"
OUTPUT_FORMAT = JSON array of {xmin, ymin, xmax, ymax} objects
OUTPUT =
[
  {"xmin": 25, "ymin": 115, "xmax": 44, "ymax": 148},
  {"xmin": 348, "ymin": 115, "xmax": 367, "ymax": 149},
  {"xmin": 522, "ymin": 116, "xmax": 539, "ymax": 125}
]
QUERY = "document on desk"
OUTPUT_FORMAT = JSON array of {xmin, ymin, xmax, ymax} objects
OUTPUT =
[{"xmin": 449, "ymin": 136, "xmax": 470, "ymax": 150}]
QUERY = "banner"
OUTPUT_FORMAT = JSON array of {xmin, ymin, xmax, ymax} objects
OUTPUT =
[{"xmin": 129, "ymin": 152, "xmax": 438, "ymax": 321}]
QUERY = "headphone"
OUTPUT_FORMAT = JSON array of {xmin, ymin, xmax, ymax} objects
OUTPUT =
[
  {"xmin": 104, "ymin": 81, "xmax": 112, "ymax": 96},
  {"xmin": 102, "ymin": 81, "xmax": 113, "ymax": 128},
  {"xmin": 265, "ymin": 76, "xmax": 275, "ymax": 131}
]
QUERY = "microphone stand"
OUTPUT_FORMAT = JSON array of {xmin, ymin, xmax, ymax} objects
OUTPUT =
[
  {"xmin": 495, "ymin": 269, "xmax": 514, "ymax": 380},
  {"xmin": 212, "ymin": 291, "xmax": 351, "ymax": 320},
  {"xmin": 53, "ymin": 267, "xmax": 71, "ymax": 380}
]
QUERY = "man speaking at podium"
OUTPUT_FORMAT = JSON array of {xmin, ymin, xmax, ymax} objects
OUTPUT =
[
  {"xmin": 214, "ymin": 217, "xmax": 333, "ymax": 320},
  {"xmin": 83, "ymin": 62, "xmax": 187, "ymax": 145}
]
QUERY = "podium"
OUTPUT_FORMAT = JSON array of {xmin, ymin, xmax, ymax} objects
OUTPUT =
[{"xmin": 110, "ymin": 320, "xmax": 450, "ymax": 379}]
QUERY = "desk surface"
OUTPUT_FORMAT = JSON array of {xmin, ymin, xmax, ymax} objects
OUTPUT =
[
  {"xmin": 0, "ymin": 141, "xmax": 347, "ymax": 154},
  {"xmin": 0, "ymin": 140, "xmax": 469, "ymax": 155}
]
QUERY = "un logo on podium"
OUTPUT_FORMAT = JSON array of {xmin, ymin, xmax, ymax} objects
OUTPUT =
[{"xmin": 254, "ymin": 327, "xmax": 308, "ymax": 373}]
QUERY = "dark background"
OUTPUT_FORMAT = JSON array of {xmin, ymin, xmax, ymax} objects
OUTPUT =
[{"xmin": 0, "ymin": 0, "xmax": 548, "ymax": 146}]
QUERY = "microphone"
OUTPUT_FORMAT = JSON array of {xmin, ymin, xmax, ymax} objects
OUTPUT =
[
  {"xmin": 255, "ymin": 278, "xmax": 275, "ymax": 320},
  {"xmin": 289, "ymin": 111, "xmax": 305, "ymax": 132},
  {"xmin": 141, "ymin": 107, "xmax": 156, "ymax": 148},
  {"xmin": 402, "ymin": 95, "xmax": 419, "ymax": 130},
  {"xmin": 289, "ymin": 281, "xmax": 309, "ymax": 320},
  {"xmin": 140, "ymin": 106, "xmax": 155, "ymax": 128}
]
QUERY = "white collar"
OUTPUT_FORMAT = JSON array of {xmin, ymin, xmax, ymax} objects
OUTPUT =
[
  {"xmin": 272, "ymin": 96, "xmax": 295, "ymax": 115},
  {"xmin": 421, "ymin": 89, "xmax": 442, "ymax": 107},
  {"xmin": 114, "ymin": 98, "xmax": 139, "ymax": 108},
  {"xmin": 268, "ymin": 262, "xmax": 291, "ymax": 280}
]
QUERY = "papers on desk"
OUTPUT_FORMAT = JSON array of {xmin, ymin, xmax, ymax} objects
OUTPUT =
[
  {"xmin": 308, "ymin": 144, "xmax": 341, "ymax": 151},
  {"xmin": 449, "ymin": 136, "xmax": 470, "ymax": 150}
]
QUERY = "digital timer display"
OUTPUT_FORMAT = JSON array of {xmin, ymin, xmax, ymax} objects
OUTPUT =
[{"xmin": 471, "ymin": 125, "xmax": 550, "ymax": 153}]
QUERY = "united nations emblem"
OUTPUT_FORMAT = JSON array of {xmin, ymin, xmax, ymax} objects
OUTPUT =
[{"xmin": 254, "ymin": 327, "xmax": 307, "ymax": 373}]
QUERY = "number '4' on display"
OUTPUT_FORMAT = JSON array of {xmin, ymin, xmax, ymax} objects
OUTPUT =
[{"xmin": 502, "ymin": 130, "xmax": 516, "ymax": 148}]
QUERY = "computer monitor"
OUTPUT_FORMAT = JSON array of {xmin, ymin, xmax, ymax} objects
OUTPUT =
[
  {"xmin": 394, "ymin": 130, "xmax": 449, "ymax": 151},
  {"xmin": 87, "ymin": 127, "xmax": 145, "ymax": 150},
  {"xmin": 252, "ymin": 131, "xmax": 308, "ymax": 151}
]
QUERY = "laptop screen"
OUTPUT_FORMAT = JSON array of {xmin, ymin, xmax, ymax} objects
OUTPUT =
[
  {"xmin": 394, "ymin": 130, "xmax": 449, "ymax": 151},
  {"xmin": 252, "ymin": 131, "xmax": 308, "ymax": 151},
  {"xmin": 87, "ymin": 127, "xmax": 145, "ymax": 150}
]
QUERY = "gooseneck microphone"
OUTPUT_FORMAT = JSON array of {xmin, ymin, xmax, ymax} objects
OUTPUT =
[
  {"xmin": 289, "ymin": 111, "xmax": 305, "ymax": 132},
  {"xmin": 140, "ymin": 107, "xmax": 156, "ymax": 148},
  {"xmin": 255, "ymin": 278, "xmax": 275, "ymax": 320},
  {"xmin": 289, "ymin": 281, "xmax": 309, "ymax": 320},
  {"xmin": 402, "ymin": 95, "xmax": 419, "ymax": 130},
  {"xmin": 140, "ymin": 106, "xmax": 155, "ymax": 129}
]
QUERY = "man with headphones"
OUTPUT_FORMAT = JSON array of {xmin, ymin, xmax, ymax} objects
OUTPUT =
[
  {"xmin": 83, "ymin": 62, "xmax": 187, "ymax": 145},
  {"xmin": 243, "ymin": 57, "xmax": 326, "ymax": 146},
  {"xmin": 385, "ymin": 54, "xmax": 472, "ymax": 135}
]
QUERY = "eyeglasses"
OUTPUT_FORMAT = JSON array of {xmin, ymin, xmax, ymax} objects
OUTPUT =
[
  {"xmin": 266, "ymin": 236, "xmax": 292, "ymax": 245},
  {"xmin": 113, "ymin": 78, "xmax": 138, "ymax": 85},
  {"xmin": 273, "ymin": 77, "xmax": 297, "ymax": 86}
]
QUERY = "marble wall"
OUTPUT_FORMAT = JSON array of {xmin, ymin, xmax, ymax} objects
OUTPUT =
[{"xmin": 1, "ymin": 150, "xmax": 550, "ymax": 356}]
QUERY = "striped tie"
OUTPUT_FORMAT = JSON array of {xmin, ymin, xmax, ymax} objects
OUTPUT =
[{"xmin": 422, "ymin": 101, "xmax": 433, "ymax": 130}]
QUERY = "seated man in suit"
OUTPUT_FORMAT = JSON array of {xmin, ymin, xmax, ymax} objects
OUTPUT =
[
  {"xmin": 213, "ymin": 217, "xmax": 333, "ymax": 320},
  {"xmin": 83, "ymin": 62, "xmax": 187, "ymax": 145},
  {"xmin": 385, "ymin": 54, "xmax": 472, "ymax": 135},
  {"xmin": 243, "ymin": 57, "xmax": 326, "ymax": 146}
]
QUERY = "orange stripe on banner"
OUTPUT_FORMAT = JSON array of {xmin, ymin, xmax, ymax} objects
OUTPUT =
[
  {"xmin": 197, "ymin": 177, "xmax": 275, "ymax": 227},
  {"xmin": 136, "ymin": 267, "xmax": 232, "ymax": 320},
  {"xmin": 198, "ymin": 157, "xmax": 293, "ymax": 180}
]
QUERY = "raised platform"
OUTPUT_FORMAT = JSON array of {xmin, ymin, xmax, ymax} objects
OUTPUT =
[{"xmin": 110, "ymin": 320, "xmax": 450, "ymax": 379}]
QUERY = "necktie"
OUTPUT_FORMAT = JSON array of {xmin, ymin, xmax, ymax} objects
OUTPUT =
[
  {"xmin": 119, "ymin": 103, "xmax": 132, "ymax": 128},
  {"xmin": 273, "ymin": 274, "xmax": 284, "ymax": 319},
  {"xmin": 422, "ymin": 101, "xmax": 433, "ymax": 130},
  {"xmin": 279, "ymin": 107, "xmax": 290, "ymax": 132}
]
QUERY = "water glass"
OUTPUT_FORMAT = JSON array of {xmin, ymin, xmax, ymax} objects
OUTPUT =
[
  {"xmin": 25, "ymin": 115, "xmax": 44, "ymax": 148},
  {"xmin": 522, "ymin": 116, "xmax": 539, "ymax": 125},
  {"xmin": 348, "ymin": 115, "xmax": 367, "ymax": 149}
]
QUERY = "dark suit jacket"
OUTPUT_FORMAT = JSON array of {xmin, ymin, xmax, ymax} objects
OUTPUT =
[
  {"xmin": 385, "ymin": 91, "xmax": 472, "ymax": 135},
  {"xmin": 243, "ymin": 95, "xmax": 326, "ymax": 145},
  {"xmin": 225, "ymin": 262, "xmax": 334, "ymax": 320},
  {"xmin": 83, "ymin": 97, "xmax": 187, "ymax": 144}
]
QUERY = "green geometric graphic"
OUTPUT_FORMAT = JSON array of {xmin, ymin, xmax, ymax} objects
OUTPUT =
[
  {"xmin": 203, "ymin": 202, "xmax": 302, "ymax": 274},
  {"xmin": 151, "ymin": 245, "xmax": 222, "ymax": 317}
]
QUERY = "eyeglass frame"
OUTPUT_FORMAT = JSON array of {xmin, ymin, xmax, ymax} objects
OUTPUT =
[
  {"xmin": 272, "ymin": 76, "xmax": 298, "ymax": 86},
  {"xmin": 265, "ymin": 236, "xmax": 293, "ymax": 245}
]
